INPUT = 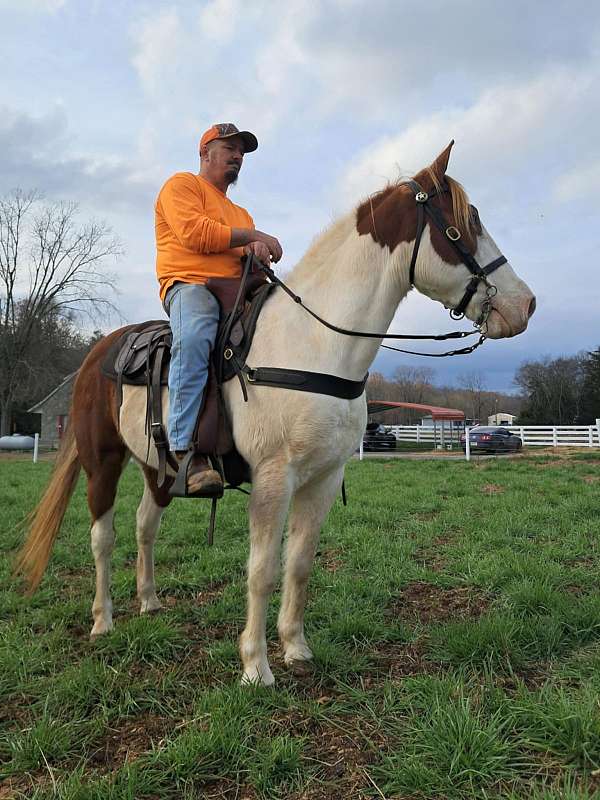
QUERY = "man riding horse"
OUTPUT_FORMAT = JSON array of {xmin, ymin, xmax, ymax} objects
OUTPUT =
[{"xmin": 155, "ymin": 123, "xmax": 283, "ymax": 495}]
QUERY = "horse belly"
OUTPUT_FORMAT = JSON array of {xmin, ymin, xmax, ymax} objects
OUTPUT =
[{"xmin": 119, "ymin": 385, "xmax": 173, "ymax": 472}]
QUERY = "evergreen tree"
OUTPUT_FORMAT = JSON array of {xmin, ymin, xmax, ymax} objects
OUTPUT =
[
  {"xmin": 515, "ymin": 356, "xmax": 585, "ymax": 424},
  {"xmin": 577, "ymin": 346, "xmax": 600, "ymax": 423}
]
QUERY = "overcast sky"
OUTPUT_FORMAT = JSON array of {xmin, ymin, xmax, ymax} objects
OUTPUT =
[{"xmin": 1, "ymin": 0, "xmax": 598, "ymax": 392}]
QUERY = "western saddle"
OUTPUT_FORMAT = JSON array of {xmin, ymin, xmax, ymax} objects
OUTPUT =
[{"xmin": 101, "ymin": 258, "xmax": 275, "ymax": 510}]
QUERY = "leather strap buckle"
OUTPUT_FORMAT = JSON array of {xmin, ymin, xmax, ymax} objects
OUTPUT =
[{"xmin": 150, "ymin": 421, "xmax": 167, "ymax": 445}]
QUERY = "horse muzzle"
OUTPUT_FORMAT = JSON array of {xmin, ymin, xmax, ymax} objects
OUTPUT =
[{"xmin": 485, "ymin": 293, "xmax": 536, "ymax": 339}]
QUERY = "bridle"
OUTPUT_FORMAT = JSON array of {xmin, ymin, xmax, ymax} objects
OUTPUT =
[
  {"xmin": 215, "ymin": 186, "xmax": 513, "ymax": 417},
  {"xmin": 257, "ymin": 179, "xmax": 509, "ymax": 358},
  {"xmin": 406, "ymin": 178, "xmax": 506, "ymax": 329}
]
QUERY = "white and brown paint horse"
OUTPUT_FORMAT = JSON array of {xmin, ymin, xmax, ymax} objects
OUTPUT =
[{"xmin": 16, "ymin": 143, "xmax": 535, "ymax": 685}]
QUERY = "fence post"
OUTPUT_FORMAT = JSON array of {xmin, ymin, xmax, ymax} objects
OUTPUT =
[
  {"xmin": 33, "ymin": 433, "xmax": 39, "ymax": 464},
  {"xmin": 596, "ymin": 419, "xmax": 600, "ymax": 447},
  {"xmin": 359, "ymin": 438, "xmax": 363, "ymax": 461},
  {"xmin": 552, "ymin": 427, "xmax": 558, "ymax": 447},
  {"xmin": 416, "ymin": 426, "xmax": 420, "ymax": 443},
  {"xmin": 589, "ymin": 426, "xmax": 594, "ymax": 448},
  {"xmin": 465, "ymin": 426, "xmax": 471, "ymax": 462}
]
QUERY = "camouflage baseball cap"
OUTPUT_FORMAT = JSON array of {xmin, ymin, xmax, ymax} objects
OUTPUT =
[{"xmin": 199, "ymin": 123, "xmax": 258, "ymax": 153}]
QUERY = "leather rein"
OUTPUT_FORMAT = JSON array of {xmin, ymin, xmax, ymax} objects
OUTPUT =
[{"xmin": 258, "ymin": 179, "xmax": 507, "ymax": 358}]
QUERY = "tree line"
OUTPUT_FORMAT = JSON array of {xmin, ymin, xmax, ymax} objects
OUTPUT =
[
  {"xmin": 0, "ymin": 190, "xmax": 120, "ymax": 436},
  {"xmin": 2, "ymin": 188, "xmax": 598, "ymax": 436},
  {"xmin": 366, "ymin": 349, "xmax": 600, "ymax": 427},
  {"xmin": 366, "ymin": 366, "xmax": 523, "ymax": 425},
  {"xmin": 514, "ymin": 350, "xmax": 600, "ymax": 425}
]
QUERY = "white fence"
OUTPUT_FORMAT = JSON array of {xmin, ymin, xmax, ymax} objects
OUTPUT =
[
  {"xmin": 388, "ymin": 423, "xmax": 600, "ymax": 448},
  {"xmin": 389, "ymin": 426, "xmax": 439, "ymax": 443}
]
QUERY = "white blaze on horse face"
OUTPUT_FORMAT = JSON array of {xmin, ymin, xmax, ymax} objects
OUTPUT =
[{"xmin": 415, "ymin": 225, "xmax": 535, "ymax": 340}]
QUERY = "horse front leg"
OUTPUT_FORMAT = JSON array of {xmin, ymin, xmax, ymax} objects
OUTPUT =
[
  {"xmin": 278, "ymin": 467, "xmax": 344, "ymax": 668},
  {"xmin": 136, "ymin": 468, "xmax": 171, "ymax": 614},
  {"xmin": 240, "ymin": 461, "xmax": 293, "ymax": 686}
]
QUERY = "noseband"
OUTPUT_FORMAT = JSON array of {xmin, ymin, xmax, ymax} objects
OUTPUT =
[{"xmin": 406, "ymin": 179, "xmax": 507, "ymax": 329}]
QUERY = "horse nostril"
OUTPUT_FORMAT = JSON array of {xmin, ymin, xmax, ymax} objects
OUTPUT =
[{"xmin": 528, "ymin": 296, "xmax": 536, "ymax": 318}]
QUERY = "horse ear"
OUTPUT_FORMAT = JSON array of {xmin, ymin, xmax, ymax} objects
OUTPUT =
[{"xmin": 430, "ymin": 140, "xmax": 454, "ymax": 178}]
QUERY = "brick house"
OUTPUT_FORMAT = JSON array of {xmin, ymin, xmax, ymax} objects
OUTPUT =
[{"xmin": 28, "ymin": 372, "xmax": 77, "ymax": 448}]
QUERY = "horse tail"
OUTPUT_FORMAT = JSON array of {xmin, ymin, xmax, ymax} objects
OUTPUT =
[{"xmin": 14, "ymin": 421, "xmax": 81, "ymax": 594}]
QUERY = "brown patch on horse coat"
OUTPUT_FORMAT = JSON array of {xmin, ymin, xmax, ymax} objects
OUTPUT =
[
  {"xmin": 73, "ymin": 329, "xmax": 130, "ymax": 521},
  {"xmin": 355, "ymin": 142, "xmax": 479, "ymax": 264},
  {"xmin": 141, "ymin": 465, "xmax": 173, "ymax": 507}
]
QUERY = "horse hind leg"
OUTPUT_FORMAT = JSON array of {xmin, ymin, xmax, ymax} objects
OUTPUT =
[
  {"xmin": 136, "ymin": 465, "xmax": 172, "ymax": 614},
  {"xmin": 278, "ymin": 467, "xmax": 344, "ymax": 668},
  {"xmin": 88, "ymin": 452, "xmax": 129, "ymax": 638}
]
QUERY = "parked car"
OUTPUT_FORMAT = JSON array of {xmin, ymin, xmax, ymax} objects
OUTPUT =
[
  {"xmin": 460, "ymin": 426, "xmax": 522, "ymax": 454},
  {"xmin": 362, "ymin": 422, "xmax": 397, "ymax": 451}
]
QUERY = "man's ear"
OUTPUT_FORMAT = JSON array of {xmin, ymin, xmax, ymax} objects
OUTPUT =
[{"xmin": 200, "ymin": 143, "xmax": 210, "ymax": 161}]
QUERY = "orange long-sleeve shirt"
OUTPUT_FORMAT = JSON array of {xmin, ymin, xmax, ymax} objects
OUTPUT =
[{"xmin": 155, "ymin": 172, "xmax": 254, "ymax": 301}]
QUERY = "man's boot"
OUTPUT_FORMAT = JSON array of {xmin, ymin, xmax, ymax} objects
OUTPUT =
[{"xmin": 174, "ymin": 450, "xmax": 223, "ymax": 497}]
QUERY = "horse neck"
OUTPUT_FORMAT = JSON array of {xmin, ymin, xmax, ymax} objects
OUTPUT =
[{"xmin": 282, "ymin": 213, "xmax": 413, "ymax": 378}]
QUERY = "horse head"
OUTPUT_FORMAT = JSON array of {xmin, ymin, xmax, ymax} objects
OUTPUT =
[{"xmin": 357, "ymin": 141, "xmax": 536, "ymax": 340}]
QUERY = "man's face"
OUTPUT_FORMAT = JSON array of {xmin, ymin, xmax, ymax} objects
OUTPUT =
[{"xmin": 204, "ymin": 136, "xmax": 245, "ymax": 186}]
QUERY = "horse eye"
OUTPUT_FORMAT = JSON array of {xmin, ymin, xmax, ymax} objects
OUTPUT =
[{"xmin": 469, "ymin": 205, "xmax": 482, "ymax": 231}]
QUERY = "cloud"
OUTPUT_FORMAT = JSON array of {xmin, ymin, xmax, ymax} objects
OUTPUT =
[
  {"xmin": 198, "ymin": 0, "xmax": 240, "ymax": 42},
  {"xmin": 130, "ymin": 8, "xmax": 185, "ymax": 98},
  {"xmin": 129, "ymin": 0, "xmax": 316, "ymax": 140},
  {"xmin": 337, "ymin": 66, "xmax": 599, "ymax": 205},
  {"xmin": 554, "ymin": 159, "xmax": 600, "ymax": 203},
  {"xmin": 0, "ymin": 105, "xmax": 155, "ymax": 212},
  {"xmin": 0, "ymin": 0, "xmax": 66, "ymax": 11}
]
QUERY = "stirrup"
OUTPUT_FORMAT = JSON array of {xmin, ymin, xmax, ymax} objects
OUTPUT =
[{"xmin": 169, "ymin": 450, "xmax": 224, "ymax": 499}]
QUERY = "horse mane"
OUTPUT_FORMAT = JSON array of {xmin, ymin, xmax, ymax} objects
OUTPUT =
[
  {"xmin": 290, "ymin": 167, "xmax": 475, "ymax": 282},
  {"xmin": 423, "ymin": 169, "xmax": 475, "ymax": 237}
]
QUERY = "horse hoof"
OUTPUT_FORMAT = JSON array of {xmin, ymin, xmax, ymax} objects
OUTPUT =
[
  {"xmin": 286, "ymin": 658, "xmax": 315, "ymax": 677},
  {"xmin": 90, "ymin": 621, "xmax": 113, "ymax": 639},
  {"xmin": 241, "ymin": 666, "xmax": 275, "ymax": 687},
  {"xmin": 140, "ymin": 598, "xmax": 162, "ymax": 615}
]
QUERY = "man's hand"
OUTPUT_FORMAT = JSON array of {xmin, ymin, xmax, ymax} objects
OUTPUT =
[
  {"xmin": 230, "ymin": 227, "xmax": 283, "ymax": 263},
  {"xmin": 253, "ymin": 231, "xmax": 283, "ymax": 263},
  {"xmin": 244, "ymin": 241, "xmax": 272, "ymax": 266}
]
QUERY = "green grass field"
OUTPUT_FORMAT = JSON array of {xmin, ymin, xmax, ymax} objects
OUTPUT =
[{"xmin": 1, "ymin": 450, "xmax": 600, "ymax": 799}]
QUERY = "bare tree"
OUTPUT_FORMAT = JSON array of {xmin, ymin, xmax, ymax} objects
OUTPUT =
[
  {"xmin": 392, "ymin": 365, "xmax": 436, "ymax": 422},
  {"xmin": 458, "ymin": 370, "xmax": 487, "ymax": 423},
  {"xmin": 0, "ymin": 189, "xmax": 121, "ymax": 434}
]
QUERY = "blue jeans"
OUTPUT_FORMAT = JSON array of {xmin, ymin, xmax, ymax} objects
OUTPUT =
[{"xmin": 164, "ymin": 282, "xmax": 220, "ymax": 451}]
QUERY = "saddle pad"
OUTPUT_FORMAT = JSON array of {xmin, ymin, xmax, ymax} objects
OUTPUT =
[
  {"xmin": 101, "ymin": 281, "xmax": 276, "ymax": 389},
  {"xmin": 101, "ymin": 320, "xmax": 171, "ymax": 386}
]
